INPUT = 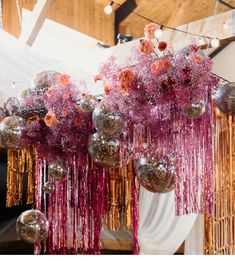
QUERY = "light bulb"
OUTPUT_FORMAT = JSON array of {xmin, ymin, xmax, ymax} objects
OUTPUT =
[
  {"xmin": 12, "ymin": 82, "xmax": 16, "ymax": 88},
  {"xmin": 104, "ymin": 4, "xmax": 113, "ymax": 15},
  {"xmin": 211, "ymin": 38, "xmax": 220, "ymax": 48},
  {"xmin": 223, "ymin": 22, "xmax": 228, "ymax": 29},
  {"xmin": 154, "ymin": 29, "xmax": 163, "ymax": 39}
]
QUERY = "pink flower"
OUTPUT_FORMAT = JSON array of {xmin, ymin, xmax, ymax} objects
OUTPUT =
[
  {"xmin": 190, "ymin": 54, "xmax": 203, "ymax": 64},
  {"xmin": 151, "ymin": 58, "xmax": 171, "ymax": 75},
  {"xmin": 118, "ymin": 68, "xmax": 135, "ymax": 93},
  {"xmin": 46, "ymin": 87, "xmax": 55, "ymax": 96},
  {"xmin": 62, "ymin": 93, "xmax": 70, "ymax": 100},
  {"xmin": 158, "ymin": 41, "xmax": 167, "ymax": 51},
  {"xmin": 139, "ymin": 40, "xmax": 154, "ymax": 55},
  {"xmin": 144, "ymin": 23, "xmax": 160, "ymax": 39}
]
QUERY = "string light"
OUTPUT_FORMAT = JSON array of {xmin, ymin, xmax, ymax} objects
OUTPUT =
[
  {"xmin": 104, "ymin": 1, "xmax": 114, "ymax": 15},
  {"xmin": 223, "ymin": 22, "xmax": 228, "ymax": 29},
  {"xmin": 211, "ymin": 38, "xmax": 220, "ymax": 48},
  {"xmin": 154, "ymin": 28, "xmax": 163, "ymax": 39},
  {"xmin": 12, "ymin": 82, "xmax": 16, "ymax": 89}
]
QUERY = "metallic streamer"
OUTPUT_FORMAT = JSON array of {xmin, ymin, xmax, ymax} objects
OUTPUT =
[
  {"xmin": 205, "ymin": 106, "xmax": 235, "ymax": 255},
  {"xmin": 6, "ymin": 147, "xmax": 35, "ymax": 207}
]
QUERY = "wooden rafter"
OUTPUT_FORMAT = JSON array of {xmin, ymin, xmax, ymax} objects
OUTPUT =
[{"xmin": 19, "ymin": 0, "xmax": 55, "ymax": 46}]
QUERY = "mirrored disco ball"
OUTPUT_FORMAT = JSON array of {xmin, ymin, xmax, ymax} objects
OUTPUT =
[
  {"xmin": 88, "ymin": 133, "xmax": 120, "ymax": 168},
  {"xmin": 136, "ymin": 157, "xmax": 175, "ymax": 193},
  {"xmin": 18, "ymin": 89, "xmax": 30, "ymax": 103},
  {"xmin": 182, "ymin": 101, "xmax": 205, "ymax": 119},
  {"xmin": 43, "ymin": 181, "xmax": 55, "ymax": 194},
  {"xmin": 80, "ymin": 95, "xmax": 98, "ymax": 113},
  {"xmin": 92, "ymin": 102, "xmax": 125, "ymax": 138},
  {"xmin": 4, "ymin": 97, "xmax": 20, "ymax": 116},
  {"xmin": 33, "ymin": 70, "xmax": 59, "ymax": 92},
  {"xmin": 0, "ymin": 116, "xmax": 23, "ymax": 149},
  {"xmin": 16, "ymin": 209, "xmax": 49, "ymax": 244},
  {"xmin": 214, "ymin": 83, "xmax": 235, "ymax": 115},
  {"xmin": 48, "ymin": 160, "xmax": 67, "ymax": 180}
]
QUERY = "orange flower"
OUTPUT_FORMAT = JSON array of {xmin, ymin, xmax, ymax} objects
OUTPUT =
[
  {"xmin": 94, "ymin": 74, "xmax": 101, "ymax": 83},
  {"xmin": 151, "ymin": 58, "xmax": 171, "ymax": 75},
  {"xmin": 120, "ymin": 84, "xmax": 129, "ymax": 94},
  {"xmin": 118, "ymin": 68, "xmax": 135, "ymax": 93},
  {"xmin": 74, "ymin": 118, "xmax": 82, "ymax": 127},
  {"xmin": 104, "ymin": 85, "xmax": 110, "ymax": 95},
  {"xmin": 158, "ymin": 41, "xmax": 167, "ymax": 51},
  {"xmin": 44, "ymin": 110, "xmax": 58, "ymax": 127},
  {"xmin": 191, "ymin": 54, "xmax": 203, "ymax": 64},
  {"xmin": 139, "ymin": 40, "xmax": 154, "ymax": 55},
  {"xmin": 144, "ymin": 23, "xmax": 160, "ymax": 39},
  {"xmin": 46, "ymin": 87, "xmax": 55, "ymax": 96},
  {"xmin": 57, "ymin": 74, "xmax": 70, "ymax": 86}
]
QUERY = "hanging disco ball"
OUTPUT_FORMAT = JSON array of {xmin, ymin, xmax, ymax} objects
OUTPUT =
[
  {"xmin": 88, "ymin": 132, "xmax": 120, "ymax": 168},
  {"xmin": 4, "ymin": 97, "xmax": 20, "ymax": 116},
  {"xmin": 16, "ymin": 209, "xmax": 49, "ymax": 244},
  {"xmin": 0, "ymin": 116, "xmax": 23, "ymax": 149},
  {"xmin": 214, "ymin": 83, "xmax": 235, "ymax": 115},
  {"xmin": 43, "ymin": 181, "xmax": 55, "ymax": 194},
  {"xmin": 92, "ymin": 102, "xmax": 125, "ymax": 138},
  {"xmin": 48, "ymin": 160, "xmax": 67, "ymax": 180},
  {"xmin": 136, "ymin": 157, "xmax": 175, "ymax": 193},
  {"xmin": 182, "ymin": 101, "xmax": 206, "ymax": 119},
  {"xmin": 18, "ymin": 89, "xmax": 31, "ymax": 104},
  {"xmin": 80, "ymin": 94, "xmax": 98, "ymax": 113},
  {"xmin": 32, "ymin": 70, "xmax": 59, "ymax": 92}
]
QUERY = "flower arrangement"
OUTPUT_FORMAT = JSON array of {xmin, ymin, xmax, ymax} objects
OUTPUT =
[{"xmin": 20, "ymin": 73, "xmax": 92, "ymax": 162}]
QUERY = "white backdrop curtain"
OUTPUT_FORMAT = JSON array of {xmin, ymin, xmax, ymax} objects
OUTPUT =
[
  {"xmin": 138, "ymin": 188, "xmax": 198, "ymax": 254},
  {"xmin": 184, "ymin": 215, "xmax": 204, "ymax": 255}
]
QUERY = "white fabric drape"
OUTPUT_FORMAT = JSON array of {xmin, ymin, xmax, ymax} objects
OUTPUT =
[
  {"xmin": 184, "ymin": 215, "xmax": 204, "ymax": 255},
  {"xmin": 139, "ymin": 188, "xmax": 198, "ymax": 255}
]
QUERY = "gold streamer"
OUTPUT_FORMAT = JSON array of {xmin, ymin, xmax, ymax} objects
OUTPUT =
[
  {"xmin": 105, "ymin": 161, "xmax": 139, "ymax": 231},
  {"xmin": 204, "ymin": 106, "xmax": 235, "ymax": 255},
  {"xmin": 6, "ymin": 147, "xmax": 35, "ymax": 207}
]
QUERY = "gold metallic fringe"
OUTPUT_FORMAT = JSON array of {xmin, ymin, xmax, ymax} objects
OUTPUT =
[
  {"xmin": 6, "ymin": 147, "xmax": 35, "ymax": 207},
  {"xmin": 105, "ymin": 161, "xmax": 139, "ymax": 231},
  {"xmin": 204, "ymin": 106, "xmax": 235, "ymax": 255}
]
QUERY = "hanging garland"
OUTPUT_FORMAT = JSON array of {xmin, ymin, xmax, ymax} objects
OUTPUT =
[{"xmin": 0, "ymin": 23, "xmax": 220, "ymax": 254}]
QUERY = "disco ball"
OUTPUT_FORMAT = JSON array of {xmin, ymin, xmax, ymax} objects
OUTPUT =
[
  {"xmin": 182, "ymin": 101, "xmax": 205, "ymax": 119},
  {"xmin": 48, "ymin": 160, "xmax": 67, "ymax": 180}
]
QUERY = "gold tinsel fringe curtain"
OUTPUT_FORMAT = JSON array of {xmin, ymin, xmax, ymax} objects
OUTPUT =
[
  {"xmin": 205, "ymin": 107, "xmax": 235, "ymax": 254},
  {"xmin": 6, "ymin": 147, "xmax": 35, "ymax": 207},
  {"xmin": 105, "ymin": 161, "xmax": 139, "ymax": 232}
]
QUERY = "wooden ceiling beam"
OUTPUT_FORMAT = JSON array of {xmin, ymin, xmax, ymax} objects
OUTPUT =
[
  {"xmin": 19, "ymin": 0, "xmax": 55, "ymax": 46},
  {"xmin": 167, "ymin": 0, "xmax": 195, "ymax": 28}
]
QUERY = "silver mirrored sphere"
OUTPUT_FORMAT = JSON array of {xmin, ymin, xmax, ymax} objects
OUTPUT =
[
  {"xmin": 182, "ymin": 101, "xmax": 205, "ymax": 119},
  {"xmin": 48, "ymin": 160, "xmax": 67, "ymax": 180},
  {"xmin": 80, "ymin": 95, "xmax": 98, "ymax": 113},
  {"xmin": 92, "ymin": 102, "xmax": 125, "ymax": 138},
  {"xmin": 136, "ymin": 157, "xmax": 175, "ymax": 193},
  {"xmin": 16, "ymin": 210, "xmax": 49, "ymax": 244}
]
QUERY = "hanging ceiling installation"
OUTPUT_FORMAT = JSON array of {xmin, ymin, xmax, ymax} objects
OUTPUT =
[{"xmin": 2, "ymin": 0, "xmax": 235, "ymax": 46}]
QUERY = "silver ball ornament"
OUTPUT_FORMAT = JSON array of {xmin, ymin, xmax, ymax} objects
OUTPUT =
[
  {"xmin": 16, "ymin": 210, "xmax": 49, "ymax": 244},
  {"xmin": 88, "ymin": 133, "xmax": 120, "ymax": 168},
  {"xmin": 0, "ymin": 116, "xmax": 23, "ymax": 149},
  {"xmin": 80, "ymin": 95, "xmax": 98, "ymax": 113},
  {"xmin": 48, "ymin": 160, "xmax": 67, "ymax": 180},
  {"xmin": 136, "ymin": 157, "xmax": 175, "ymax": 193},
  {"xmin": 92, "ymin": 102, "xmax": 125, "ymax": 138},
  {"xmin": 182, "ymin": 101, "xmax": 205, "ymax": 119},
  {"xmin": 214, "ymin": 83, "xmax": 235, "ymax": 115}
]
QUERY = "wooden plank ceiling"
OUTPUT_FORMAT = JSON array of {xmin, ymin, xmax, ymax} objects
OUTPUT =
[{"xmin": 2, "ymin": 0, "xmax": 235, "ymax": 46}]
